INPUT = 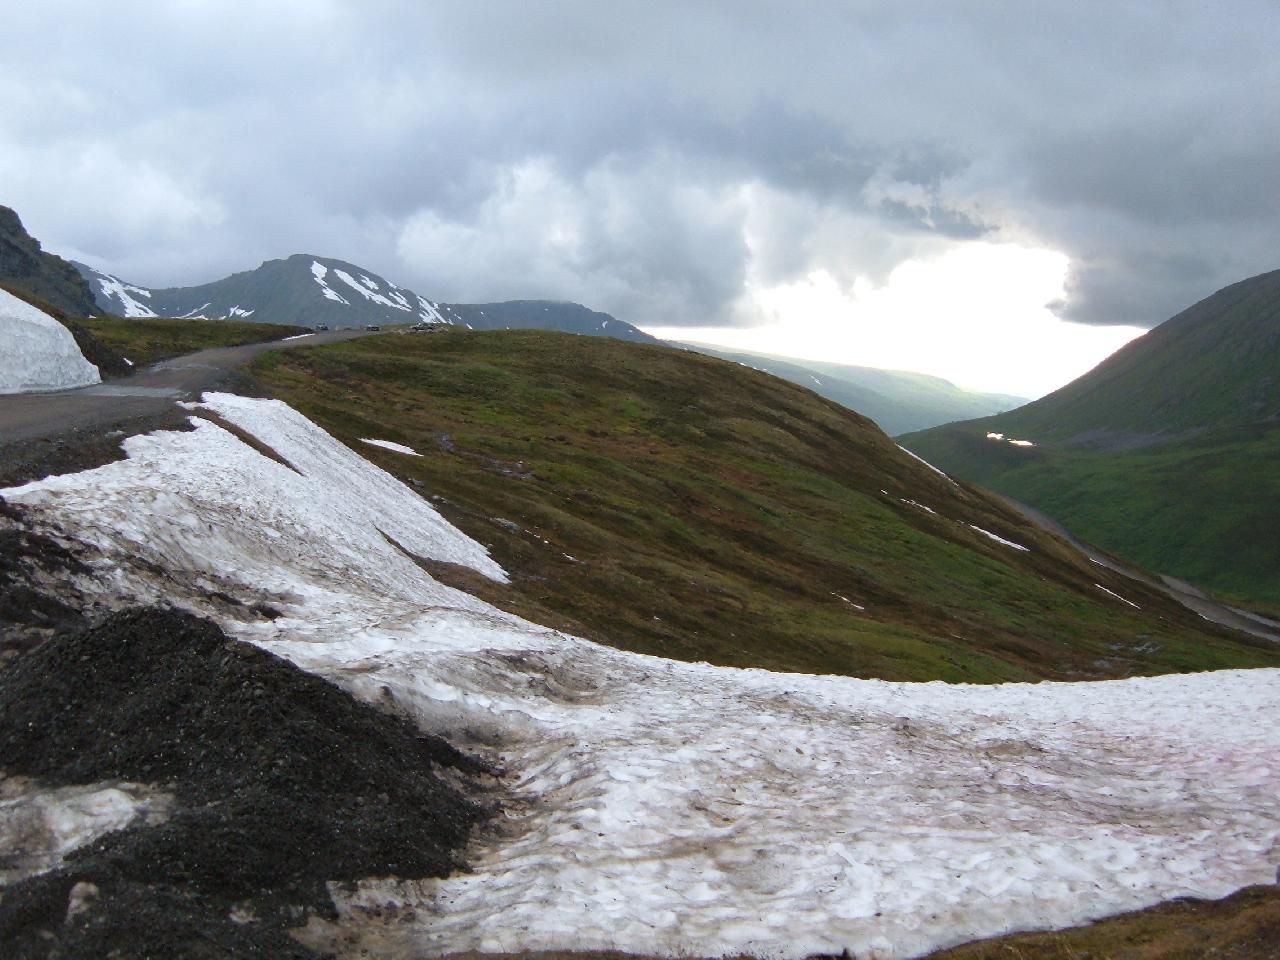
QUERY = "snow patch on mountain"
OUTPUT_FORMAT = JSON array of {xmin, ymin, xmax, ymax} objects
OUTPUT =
[
  {"xmin": 416, "ymin": 295, "xmax": 448, "ymax": 324},
  {"xmin": 0, "ymin": 289, "xmax": 101, "ymax": 393},
  {"xmin": 334, "ymin": 268, "xmax": 413, "ymax": 313},
  {"xmin": 4, "ymin": 396, "xmax": 1278, "ymax": 960},
  {"xmin": 177, "ymin": 302, "xmax": 212, "ymax": 319},
  {"xmin": 90, "ymin": 270, "xmax": 157, "ymax": 318},
  {"xmin": 311, "ymin": 260, "xmax": 350, "ymax": 305}
]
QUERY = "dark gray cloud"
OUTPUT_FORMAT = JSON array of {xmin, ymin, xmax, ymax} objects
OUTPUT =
[{"xmin": 2, "ymin": 1, "xmax": 1276, "ymax": 328}]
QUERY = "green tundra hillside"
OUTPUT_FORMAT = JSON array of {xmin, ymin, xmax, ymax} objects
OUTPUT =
[
  {"xmin": 250, "ymin": 328, "xmax": 1279, "ymax": 682},
  {"xmin": 903, "ymin": 269, "xmax": 1280, "ymax": 609}
]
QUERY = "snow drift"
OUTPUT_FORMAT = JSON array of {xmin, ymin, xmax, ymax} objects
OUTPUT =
[
  {"xmin": 0, "ymin": 288, "xmax": 100, "ymax": 393},
  {"xmin": 4, "ymin": 394, "xmax": 1279, "ymax": 959}
]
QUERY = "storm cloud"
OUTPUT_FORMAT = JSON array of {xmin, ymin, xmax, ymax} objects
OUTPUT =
[{"xmin": 3, "ymin": 1, "xmax": 1276, "ymax": 329}]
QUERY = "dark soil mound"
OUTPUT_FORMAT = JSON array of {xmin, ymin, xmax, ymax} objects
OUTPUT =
[{"xmin": 0, "ymin": 606, "xmax": 495, "ymax": 957}]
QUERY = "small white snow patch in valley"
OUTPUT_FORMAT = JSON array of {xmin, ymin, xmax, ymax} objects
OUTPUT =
[
  {"xmin": 226, "ymin": 305, "xmax": 255, "ymax": 319},
  {"xmin": 0, "ymin": 779, "xmax": 171, "ymax": 887},
  {"xmin": 0, "ymin": 289, "xmax": 101, "ymax": 393},
  {"xmin": 177, "ymin": 303, "xmax": 212, "ymax": 319},
  {"xmin": 896, "ymin": 444, "xmax": 957, "ymax": 484},
  {"xmin": 986, "ymin": 432, "xmax": 1036, "ymax": 448},
  {"xmin": 968, "ymin": 524, "xmax": 1030, "ymax": 551},
  {"xmin": 831, "ymin": 592, "xmax": 865, "ymax": 610},
  {"xmin": 123, "ymin": 357, "xmax": 134, "ymax": 366},
  {"xmin": 280, "ymin": 333, "xmax": 314, "ymax": 342},
  {"xmin": 900, "ymin": 498, "xmax": 937, "ymax": 514},
  {"xmin": 1096, "ymin": 584, "xmax": 1141, "ymax": 609},
  {"xmin": 360, "ymin": 438, "xmax": 422, "ymax": 456}
]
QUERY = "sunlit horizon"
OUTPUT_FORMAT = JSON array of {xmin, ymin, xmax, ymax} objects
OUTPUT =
[{"xmin": 643, "ymin": 242, "xmax": 1148, "ymax": 400}]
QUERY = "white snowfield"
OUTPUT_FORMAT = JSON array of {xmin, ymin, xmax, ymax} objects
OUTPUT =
[
  {"xmin": 0, "ymin": 289, "xmax": 100, "ymax": 393},
  {"xmin": 4, "ymin": 395, "xmax": 1279, "ymax": 960}
]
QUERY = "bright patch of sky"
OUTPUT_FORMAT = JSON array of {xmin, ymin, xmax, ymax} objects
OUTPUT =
[{"xmin": 645, "ymin": 242, "xmax": 1146, "ymax": 398}]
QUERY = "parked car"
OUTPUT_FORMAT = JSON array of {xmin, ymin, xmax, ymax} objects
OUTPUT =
[
  {"xmin": 314, "ymin": 323, "xmax": 329, "ymax": 331},
  {"xmin": 365, "ymin": 324, "xmax": 381, "ymax": 331}
]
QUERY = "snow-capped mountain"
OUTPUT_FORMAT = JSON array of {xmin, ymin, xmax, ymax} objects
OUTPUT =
[
  {"xmin": 74, "ymin": 255, "xmax": 452, "ymax": 329},
  {"xmin": 73, "ymin": 255, "xmax": 659, "ymax": 343}
]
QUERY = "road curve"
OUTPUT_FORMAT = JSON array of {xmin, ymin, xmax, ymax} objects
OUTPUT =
[{"xmin": 0, "ymin": 329, "xmax": 371, "ymax": 444}]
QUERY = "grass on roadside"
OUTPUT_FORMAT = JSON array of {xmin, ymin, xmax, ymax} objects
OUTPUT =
[{"xmin": 81, "ymin": 316, "xmax": 311, "ymax": 368}]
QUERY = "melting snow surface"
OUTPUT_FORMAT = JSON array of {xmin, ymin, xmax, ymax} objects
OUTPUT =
[
  {"xmin": 0, "ymin": 779, "xmax": 172, "ymax": 887},
  {"xmin": 0, "ymin": 289, "xmax": 101, "ymax": 393},
  {"xmin": 360, "ymin": 437, "xmax": 422, "ymax": 457},
  {"xmin": 4, "ymin": 396, "xmax": 1279, "ymax": 960}
]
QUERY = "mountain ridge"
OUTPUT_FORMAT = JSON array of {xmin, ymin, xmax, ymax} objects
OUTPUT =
[
  {"xmin": 0, "ymin": 206, "xmax": 97, "ymax": 317},
  {"xmin": 73, "ymin": 254, "xmax": 659, "ymax": 343},
  {"xmin": 677, "ymin": 341, "xmax": 1027, "ymax": 435},
  {"xmin": 902, "ymin": 267, "xmax": 1280, "ymax": 607}
]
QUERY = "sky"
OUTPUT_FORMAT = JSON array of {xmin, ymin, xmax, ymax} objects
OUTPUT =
[{"xmin": 3, "ymin": 2, "xmax": 1277, "ymax": 397}]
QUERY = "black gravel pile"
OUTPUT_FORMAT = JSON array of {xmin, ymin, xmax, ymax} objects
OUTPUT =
[{"xmin": 0, "ymin": 607, "xmax": 495, "ymax": 958}]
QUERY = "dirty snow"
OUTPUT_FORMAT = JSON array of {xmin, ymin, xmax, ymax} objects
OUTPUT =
[
  {"xmin": 360, "ymin": 437, "xmax": 422, "ymax": 456},
  {"xmin": 0, "ymin": 289, "xmax": 100, "ymax": 393},
  {"xmin": 0, "ymin": 778, "xmax": 172, "ymax": 887},
  {"xmin": 3, "ymin": 396, "xmax": 1279, "ymax": 960}
]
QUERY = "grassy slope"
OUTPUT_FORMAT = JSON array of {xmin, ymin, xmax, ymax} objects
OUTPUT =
[
  {"xmin": 966, "ymin": 269, "xmax": 1280, "ymax": 445},
  {"xmin": 906, "ymin": 421, "xmax": 1280, "ymax": 610},
  {"xmin": 903, "ymin": 269, "xmax": 1280, "ymax": 610},
  {"xmin": 81, "ymin": 316, "xmax": 310, "ymax": 367},
  {"xmin": 251, "ymin": 329, "xmax": 1279, "ymax": 683},
  {"xmin": 927, "ymin": 885, "xmax": 1280, "ymax": 959}
]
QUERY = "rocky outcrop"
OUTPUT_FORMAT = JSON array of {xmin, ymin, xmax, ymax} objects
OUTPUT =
[{"xmin": 0, "ymin": 206, "xmax": 97, "ymax": 317}]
